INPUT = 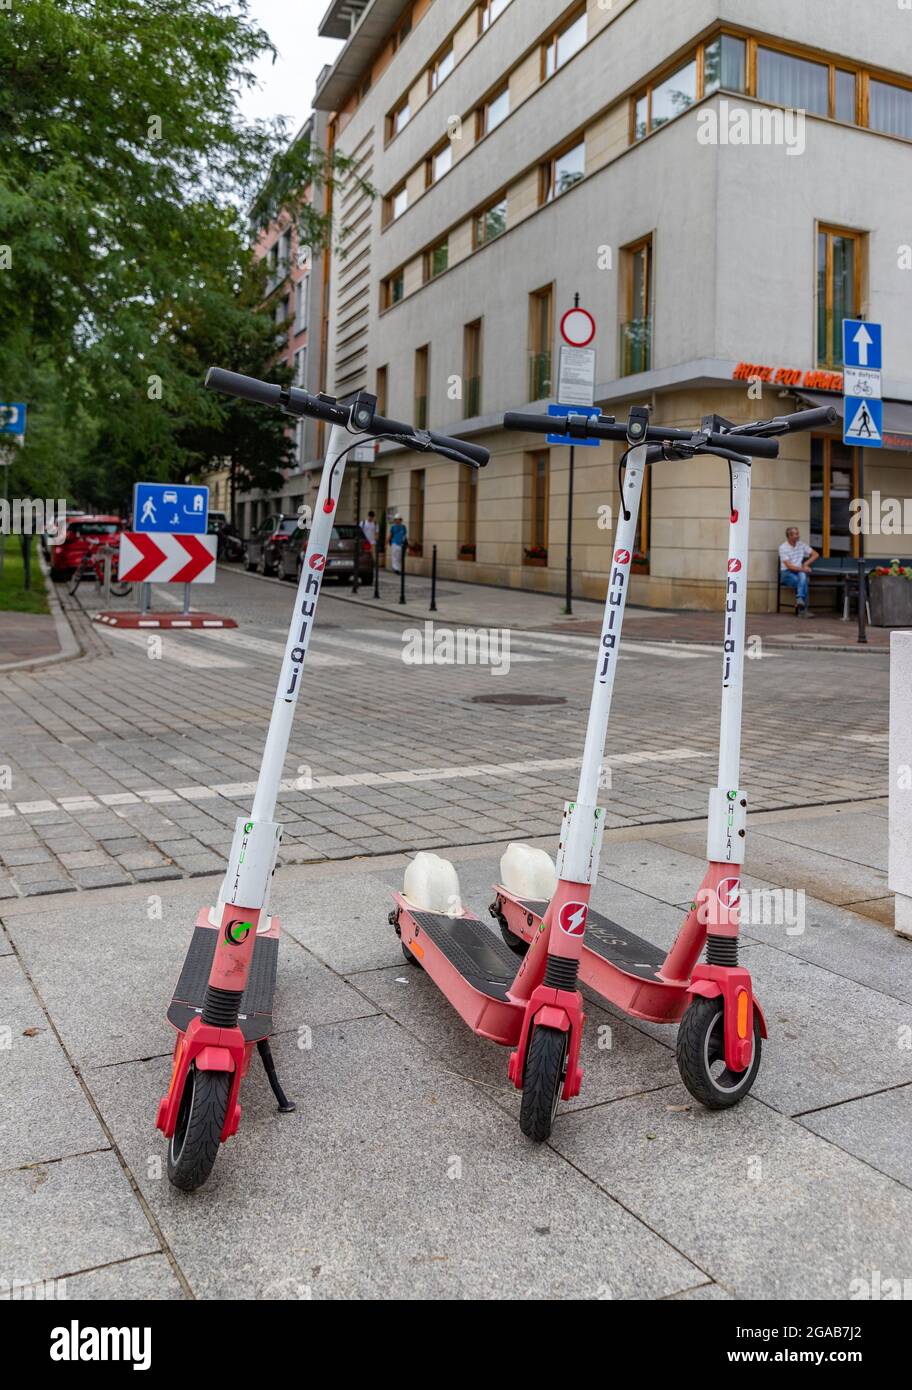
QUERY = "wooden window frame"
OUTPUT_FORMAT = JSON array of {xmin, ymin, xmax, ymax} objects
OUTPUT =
[
  {"xmin": 472, "ymin": 196, "xmax": 507, "ymax": 250},
  {"xmin": 817, "ymin": 223, "xmax": 864, "ymax": 369},
  {"xmin": 541, "ymin": 4, "xmax": 587, "ymax": 83},
  {"xmin": 539, "ymin": 137, "xmax": 586, "ymax": 205},
  {"xmin": 812, "ymin": 436, "xmax": 860, "ymax": 559}
]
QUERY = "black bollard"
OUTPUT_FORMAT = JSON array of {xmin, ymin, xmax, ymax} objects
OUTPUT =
[{"xmin": 429, "ymin": 544, "xmax": 437, "ymax": 612}]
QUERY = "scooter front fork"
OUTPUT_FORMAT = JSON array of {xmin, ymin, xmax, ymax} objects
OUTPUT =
[
  {"xmin": 689, "ymin": 965, "xmax": 767, "ymax": 1073},
  {"xmin": 507, "ymin": 984, "xmax": 584, "ymax": 1100},
  {"xmin": 155, "ymin": 1016, "xmax": 251, "ymax": 1144}
]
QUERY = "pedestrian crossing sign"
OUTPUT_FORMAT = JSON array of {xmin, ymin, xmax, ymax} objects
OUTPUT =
[{"xmin": 843, "ymin": 396, "xmax": 883, "ymax": 448}]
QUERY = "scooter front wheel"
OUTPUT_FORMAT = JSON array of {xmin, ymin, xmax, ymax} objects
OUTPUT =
[
  {"xmin": 519, "ymin": 1025, "xmax": 568, "ymax": 1142},
  {"xmin": 676, "ymin": 997, "xmax": 761, "ymax": 1109},
  {"xmin": 167, "ymin": 1064, "xmax": 231, "ymax": 1192}
]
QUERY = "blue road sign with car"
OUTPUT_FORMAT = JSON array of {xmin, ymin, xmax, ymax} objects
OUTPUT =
[
  {"xmin": 547, "ymin": 403, "xmax": 601, "ymax": 447},
  {"xmin": 843, "ymin": 320, "xmax": 882, "ymax": 372},
  {"xmin": 0, "ymin": 403, "xmax": 27, "ymax": 435},
  {"xmin": 133, "ymin": 482, "xmax": 209, "ymax": 533}
]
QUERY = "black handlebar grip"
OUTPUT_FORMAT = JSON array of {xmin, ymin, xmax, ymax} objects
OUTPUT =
[
  {"xmin": 780, "ymin": 406, "xmax": 839, "ymax": 432},
  {"xmin": 713, "ymin": 432, "xmax": 779, "ymax": 458},
  {"xmin": 205, "ymin": 367, "xmax": 283, "ymax": 408},
  {"xmin": 503, "ymin": 411, "xmax": 555, "ymax": 434}
]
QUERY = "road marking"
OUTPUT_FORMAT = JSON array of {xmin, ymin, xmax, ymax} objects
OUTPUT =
[
  {"xmin": 2, "ymin": 748, "xmax": 708, "ymax": 821},
  {"xmin": 100, "ymin": 628, "xmax": 245, "ymax": 669},
  {"xmin": 192, "ymin": 628, "xmax": 360, "ymax": 668}
]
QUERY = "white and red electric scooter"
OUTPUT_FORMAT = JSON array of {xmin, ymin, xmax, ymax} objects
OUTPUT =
[
  {"xmin": 394, "ymin": 401, "xmax": 835, "ymax": 1138},
  {"xmin": 156, "ymin": 367, "xmax": 488, "ymax": 1190}
]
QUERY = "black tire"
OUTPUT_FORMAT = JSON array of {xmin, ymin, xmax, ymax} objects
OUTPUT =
[
  {"xmin": 246, "ymin": 557, "xmax": 257, "ymax": 572},
  {"xmin": 167, "ymin": 1065, "xmax": 230, "ymax": 1192},
  {"xmin": 109, "ymin": 581, "xmax": 131, "ymax": 598},
  {"xmin": 51, "ymin": 569, "xmax": 70, "ymax": 583},
  {"xmin": 499, "ymin": 921, "xmax": 529, "ymax": 957},
  {"xmin": 519, "ymin": 1025, "xmax": 568, "ymax": 1142},
  {"xmin": 401, "ymin": 940, "xmax": 421, "ymax": 967},
  {"xmin": 676, "ymin": 996, "xmax": 761, "ymax": 1110}
]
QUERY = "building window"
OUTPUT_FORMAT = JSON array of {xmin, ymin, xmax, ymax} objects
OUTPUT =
[
  {"xmin": 414, "ymin": 345, "xmax": 429, "ymax": 430},
  {"xmin": 479, "ymin": 0, "xmax": 511, "ymax": 33},
  {"xmin": 429, "ymin": 43, "xmax": 454, "ymax": 93},
  {"xmin": 869, "ymin": 78, "xmax": 912, "ymax": 139},
  {"xmin": 541, "ymin": 140, "xmax": 585, "ymax": 203},
  {"xmin": 528, "ymin": 285, "xmax": 553, "ymax": 401},
  {"xmin": 386, "ymin": 184, "xmax": 408, "ymax": 223},
  {"xmin": 382, "ymin": 269, "xmax": 405, "ymax": 310},
  {"xmin": 473, "ymin": 196, "xmax": 507, "ymax": 248},
  {"xmin": 463, "ymin": 320, "xmax": 483, "ymax": 418},
  {"xmin": 458, "ymin": 466, "xmax": 478, "ymax": 559},
  {"xmin": 703, "ymin": 34, "xmax": 746, "ymax": 95},
  {"xmin": 293, "ymin": 346, "xmax": 307, "ymax": 387},
  {"xmin": 756, "ymin": 46, "xmax": 829, "ymax": 117},
  {"xmin": 478, "ymin": 84, "xmax": 510, "ymax": 136},
  {"xmin": 295, "ymin": 274, "xmax": 309, "ymax": 332},
  {"xmin": 410, "ymin": 470, "xmax": 425, "ymax": 555},
  {"xmin": 620, "ymin": 236, "xmax": 653, "ymax": 376},
  {"xmin": 424, "ymin": 238, "xmax": 449, "ymax": 281},
  {"xmin": 817, "ymin": 226, "xmax": 862, "ymax": 368},
  {"xmin": 810, "ymin": 438, "xmax": 858, "ymax": 558},
  {"xmin": 543, "ymin": 7, "xmax": 587, "ymax": 79},
  {"xmin": 835, "ymin": 69, "xmax": 857, "ymax": 124},
  {"xmin": 525, "ymin": 452, "xmax": 549, "ymax": 565},
  {"xmin": 427, "ymin": 141, "xmax": 453, "ymax": 185},
  {"xmin": 376, "ymin": 365, "xmax": 388, "ymax": 415},
  {"xmin": 388, "ymin": 96, "xmax": 411, "ymax": 141}
]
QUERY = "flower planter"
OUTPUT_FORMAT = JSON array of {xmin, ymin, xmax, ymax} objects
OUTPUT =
[{"xmin": 869, "ymin": 575, "xmax": 912, "ymax": 627}]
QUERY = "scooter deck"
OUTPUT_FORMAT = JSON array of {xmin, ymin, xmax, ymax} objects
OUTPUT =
[
  {"xmin": 167, "ymin": 925, "xmax": 278, "ymax": 1042},
  {"xmin": 514, "ymin": 898, "xmax": 665, "ymax": 979},
  {"xmin": 406, "ymin": 909, "xmax": 519, "ymax": 1000}
]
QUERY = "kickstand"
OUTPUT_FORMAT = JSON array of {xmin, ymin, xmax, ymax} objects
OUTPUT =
[{"xmin": 257, "ymin": 1039, "xmax": 296, "ymax": 1114}]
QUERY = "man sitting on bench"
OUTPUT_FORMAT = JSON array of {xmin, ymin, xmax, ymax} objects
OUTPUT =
[{"xmin": 779, "ymin": 526, "xmax": 819, "ymax": 617}]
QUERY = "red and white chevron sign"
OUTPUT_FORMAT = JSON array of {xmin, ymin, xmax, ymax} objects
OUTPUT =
[{"xmin": 118, "ymin": 532, "xmax": 217, "ymax": 584}]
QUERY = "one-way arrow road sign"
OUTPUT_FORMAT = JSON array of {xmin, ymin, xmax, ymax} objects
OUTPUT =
[{"xmin": 118, "ymin": 532, "xmax": 217, "ymax": 584}]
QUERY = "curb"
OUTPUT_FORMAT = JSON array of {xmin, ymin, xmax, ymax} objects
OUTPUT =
[{"xmin": 0, "ymin": 552, "xmax": 83, "ymax": 673}]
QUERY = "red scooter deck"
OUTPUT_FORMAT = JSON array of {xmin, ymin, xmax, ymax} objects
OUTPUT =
[{"xmin": 167, "ymin": 923, "xmax": 279, "ymax": 1043}]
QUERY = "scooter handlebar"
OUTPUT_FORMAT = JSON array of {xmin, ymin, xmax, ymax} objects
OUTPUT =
[
  {"xmin": 503, "ymin": 411, "xmax": 780, "ymax": 457},
  {"xmin": 772, "ymin": 405, "xmax": 838, "ymax": 433},
  {"xmin": 206, "ymin": 368, "xmax": 488, "ymax": 466}
]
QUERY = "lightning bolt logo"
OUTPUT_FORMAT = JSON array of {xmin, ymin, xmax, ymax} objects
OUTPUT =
[{"xmin": 558, "ymin": 900, "xmax": 587, "ymax": 936}]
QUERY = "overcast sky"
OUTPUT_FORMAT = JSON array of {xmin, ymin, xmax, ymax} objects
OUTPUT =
[{"xmin": 238, "ymin": 0, "xmax": 343, "ymax": 135}]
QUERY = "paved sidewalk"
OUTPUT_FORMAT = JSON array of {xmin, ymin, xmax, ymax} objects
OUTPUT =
[{"xmin": 1, "ymin": 800, "xmax": 909, "ymax": 1300}]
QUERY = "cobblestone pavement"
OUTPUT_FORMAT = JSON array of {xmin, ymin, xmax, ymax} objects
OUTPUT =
[{"xmin": 0, "ymin": 566, "xmax": 889, "ymax": 897}]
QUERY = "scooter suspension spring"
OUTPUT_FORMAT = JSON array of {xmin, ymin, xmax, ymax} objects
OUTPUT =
[
  {"xmin": 706, "ymin": 934, "xmax": 738, "ymax": 967},
  {"xmin": 543, "ymin": 954, "xmax": 579, "ymax": 990},
  {"xmin": 201, "ymin": 985, "xmax": 243, "ymax": 1029}
]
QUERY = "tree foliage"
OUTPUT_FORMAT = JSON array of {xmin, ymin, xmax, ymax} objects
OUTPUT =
[{"xmin": 0, "ymin": 0, "xmax": 356, "ymax": 509}]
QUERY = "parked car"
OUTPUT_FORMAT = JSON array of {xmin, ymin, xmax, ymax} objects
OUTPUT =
[
  {"xmin": 279, "ymin": 523, "xmax": 373, "ymax": 584},
  {"xmin": 50, "ymin": 515, "xmax": 125, "ymax": 581},
  {"xmin": 41, "ymin": 508, "xmax": 85, "ymax": 561},
  {"xmin": 245, "ymin": 514, "xmax": 298, "ymax": 575},
  {"xmin": 207, "ymin": 511, "xmax": 245, "ymax": 562}
]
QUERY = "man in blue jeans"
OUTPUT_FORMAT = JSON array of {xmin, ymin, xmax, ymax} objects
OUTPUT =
[{"xmin": 779, "ymin": 526, "xmax": 819, "ymax": 617}]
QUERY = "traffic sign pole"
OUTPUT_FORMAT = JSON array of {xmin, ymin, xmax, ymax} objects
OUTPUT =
[{"xmin": 841, "ymin": 319, "xmax": 882, "ymax": 643}]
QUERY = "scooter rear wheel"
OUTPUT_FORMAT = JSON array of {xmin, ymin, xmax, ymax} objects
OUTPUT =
[
  {"xmin": 167, "ymin": 1064, "xmax": 231, "ymax": 1192},
  {"xmin": 676, "ymin": 997, "xmax": 761, "ymax": 1109},
  {"xmin": 519, "ymin": 1025, "xmax": 568, "ymax": 1142}
]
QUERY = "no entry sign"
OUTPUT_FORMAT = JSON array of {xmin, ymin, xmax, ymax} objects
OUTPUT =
[
  {"xmin": 118, "ymin": 532, "xmax": 217, "ymax": 584},
  {"xmin": 560, "ymin": 306, "xmax": 596, "ymax": 348}
]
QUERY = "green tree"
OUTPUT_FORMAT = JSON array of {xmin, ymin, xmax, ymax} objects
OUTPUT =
[{"xmin": 0, "ymin": 0, "xmax": 360, "ymax": 509}]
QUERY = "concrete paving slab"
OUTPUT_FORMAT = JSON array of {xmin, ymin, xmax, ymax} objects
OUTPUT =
[
  {"xmin": 739, "ymin": 895, "xmax": 912, "ymax": 1005},
  {"xmin": 732, "ymin": 945, "xmax": 912, "ymax": 1115},
  {"xmin": 598, "ymin": 839, "xmax": 777, "ymax": 908},
  {"xmin": 667, "ymin": 1281, "xmax": 734, "ymax": 1300},
  {"xmin": 4, "ymin": 886, "xmax": 376, "ymax": 1068},
  {"xmin": 274, "ymin": 867, "xmax": 403, "ymax": 974},
  {"xmin": 0, "ymin": 1254, "xmax": 184, "ymax": 1300},
  {"xmin": 554, "ymin": 1087, "xmax": 912, "ymax": 1300},
  {"xmin": 0, "ymin": 956, "xmax": 106, "ymax": 1169},
  {"xmin": 758, "ymin": 810, "xmax": 889, "ymax": 872},
  {"xmin": 0, "ymin": 1150, "xmax": 159, "ymax": 1287},
  {"xmin": 799, "ymin": 1085, "xmax": 912, "ymax": 1189},
  {"xmin": 87, "ymin": 1017, "xmax": 700, "ymax": 1300}
]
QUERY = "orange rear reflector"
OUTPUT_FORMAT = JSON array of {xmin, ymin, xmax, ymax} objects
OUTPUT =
[{"xmin": 737, "ymin": 989, "xmax": 749, "ymax": 1038}]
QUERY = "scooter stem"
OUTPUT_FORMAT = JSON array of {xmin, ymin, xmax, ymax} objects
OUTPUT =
[
  {"xmin": 717, "ymin": 461, "xmax": 751, "ymax": 792},
  {"xmin": 252, "ymin": 422, "xmax": 352, "ymax": 823},
  {"xmin": 575, "ymin": 444, "xmax": 647, "ymax": 807}
]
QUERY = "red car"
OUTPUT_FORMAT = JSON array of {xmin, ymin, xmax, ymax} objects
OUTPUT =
[{"xmin": 50, "ymin": 515, "xmax": 125, "ymax": 581}]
